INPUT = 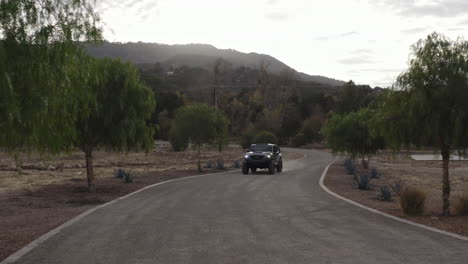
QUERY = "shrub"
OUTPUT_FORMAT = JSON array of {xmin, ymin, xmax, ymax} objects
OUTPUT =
[
  {"xmin": 377, "ymin": 186, "xmax": 392, "ymax": 201},
  {"xmin": 253, "ymin": 131, "xmax": 278, "ymax": 144},
  {"xmin": 116, "ymin": 169, "xmax": 136, "ymax": 183},
  {"xmin": 240, "ymin": 126, "xmax": 257, "ymax": 148},
  {"xmin": 292, "ymin": 132, "xmax": 308, "ymax": 147},
  {"xmin": 344, "ymin": 159, "xmax": 355, "ymax": 175},
  {"xmin": 454, "ymin": 195, "xmax": 468, "ymax": 216},
  {"xmin": 400, "ymin": 187, "xmax": 426, "ymax": 215},
  {"xmin": 216, "ymin": 159, "xmax": 225, "ymax": 169},
  {"xmin": 233, "ymin": 160, "xmax": 241, "ymax": 168},
  {"xmin": 353, "ymin": 174, "xmax": 372, "ymax": 190},
  {"xmin": 205, "ymin": 160, "xmax": 213, "ymax": 168},
  {"xmin": 114, "ymin": 168, "xmax": 125, "ymax": 178},
  {"xmin": 169, "ymin": 130, "xmax": 189, "ymax": 152},
  {"xmin": 370, "ymin": 168, "xmax": 379, "ymax": 179},
  {"xmin": 390, "ymin": 180, "xmax": 406, "ymax": 196}
]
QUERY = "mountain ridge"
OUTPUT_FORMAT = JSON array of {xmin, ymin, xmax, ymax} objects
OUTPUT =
[{"xmin": 87, "ymin": 42, "xmax": 345, "ymax": 87}]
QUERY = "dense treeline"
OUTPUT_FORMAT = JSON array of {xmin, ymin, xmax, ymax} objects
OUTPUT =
[{"xmin": 137, "ymin": 61, "xmax": 376, "ymax": 147}]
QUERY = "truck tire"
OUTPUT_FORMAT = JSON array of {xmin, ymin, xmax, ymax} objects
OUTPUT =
[
  {"xmin": 276, "ymin": 160, "xmax": 283, "ymax": 173},
  {"xmin": 268, "ymin": 161, "xmax": 276, "ymax": 174},
  {"xmin": 251, "ymin": 168, "xmax": 257, "ymax": 174},
  {"xmin": 242, "ymin": 163, "xmax": 249, "ymax": 174}
]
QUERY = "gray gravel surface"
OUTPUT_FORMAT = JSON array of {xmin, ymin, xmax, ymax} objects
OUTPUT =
[{"xmin": 13, "ymin": 149, "xmax": 468, "ymax": 264}]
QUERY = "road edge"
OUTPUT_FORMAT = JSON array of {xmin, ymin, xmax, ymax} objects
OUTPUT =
[
  {"xmin": 1, "ymin": 169, "xmax": 241, "ymax": 264},
  {"xmin": 319, "ymin": 157, "xmax": 468, "ymax": 242},
  {"xmin": 2, "ymin": 150, "xmax": 308, "ymax": 264}
]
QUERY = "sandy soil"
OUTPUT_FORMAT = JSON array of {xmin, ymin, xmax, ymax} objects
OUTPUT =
[
  {"xmin": 0, "ymin": 143, "xmax": 303, "ymax": 261},
  {"xmin": 324, "ymin": 152, "xmax": 468, "ymax": 237}
]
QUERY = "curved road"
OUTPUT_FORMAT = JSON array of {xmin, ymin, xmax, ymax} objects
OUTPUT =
[{"xmin": 11, "ymin": 149, "xmax": 468, "ymax": 263}]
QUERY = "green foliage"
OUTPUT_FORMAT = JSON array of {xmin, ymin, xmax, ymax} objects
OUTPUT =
[
  {"xmin": 253, "ymin": 131, "xmax": 278, "ymax": 144},
  {"xmin": 169, "ymin": 104, "xmax": 229, "ymax": 171},
  {"xmin": 77, "ymin": 58, "xmax": 156, "ymax": 153},
  {"xmin": 121, "ymin": 170, "xmax": 136, "ymax": 183},
  {"xmin": 400, "ymin": 187, "xmax": 426, "ymax": 215},
  {"xmin": 324, "ymin": 108, "xmax": 385, "ymax": 160},
  {"xmin": 240, "ymin": 125, "xmax": 257, "ymax": 148},
  {"xmin": 454, "ymin": 195, "xmax": 468, "ymax": 216},
  {"xmin": 353, "ymin": 173, "xmax": 372, "ymax": 190},
  {"xmin": 377, "ymin": 186, "xmax": 392, "ymax": 201},
  {"xmin": 169, "ymin": 130, "xmax": 189, "ymax": 152},
  {"xmin": 216, "ymin": 159, "xmax": 225, "ymax": 169},
  {"xmin": 336, "ymin": 81, "xmax": 375, "ymax": 114},
  {"xmin": 205, "ymin": 160, "xmax": 213, "ymax": 168},
  {"xmin": 370, "ymin": 168, "xmax": 379, "ymax": 179},
  {"xmin": 390, "ymin": 180, "xmax": 406, "ymax": 196},
  {"xmin": 0, "ymin": 0, "xmax": 102, "ymax": 153},
  {"xmin": 374, "ymin": 32, "xmax": 468, "ymax": 216},
  {"xmin": 344, "ymin": 159, "xmax": 356, "ymax": 175},
  {"xmin": 114, "ymin": 168, "xmax": 126, "ymax": 179},
  {"xmin": 233, "ymin": 160, "xmax": 241, "ymax": 168}
]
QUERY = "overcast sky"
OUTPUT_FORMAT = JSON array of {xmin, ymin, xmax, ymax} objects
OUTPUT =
[{"xmin": 98, "ymin": 0, "xmax": 468, "ymax": 87}]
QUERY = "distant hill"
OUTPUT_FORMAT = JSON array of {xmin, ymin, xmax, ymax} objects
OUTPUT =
[{"xmin": 86, "ymin": 42, "xmax": 345, "ymax": 87}]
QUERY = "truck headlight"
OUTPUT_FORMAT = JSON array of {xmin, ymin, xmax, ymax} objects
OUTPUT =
[
  {"xmin": 244, "ymin": 155, "xmax": 249, "ymax": 159},
  {"xmin": 267, "ymin": 155, "xmax": 271, "ymax": 159}
]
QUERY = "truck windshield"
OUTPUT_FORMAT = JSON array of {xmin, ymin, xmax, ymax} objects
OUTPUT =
[{"xmin": 250, "ymin": 145, "xmax": 273, "ymax": 152}]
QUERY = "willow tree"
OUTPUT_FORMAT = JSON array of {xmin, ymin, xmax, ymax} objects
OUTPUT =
[
  {"xmin": 375, "ymin": 33, "xmax": 468, "ymax": 216},
  {"xmin": 0, "ymin": 0, "xmax": 102, "ymax": 153},
  {"xmin": 77, "ymin": 58, "xmax": 156, "ymax": 192}
]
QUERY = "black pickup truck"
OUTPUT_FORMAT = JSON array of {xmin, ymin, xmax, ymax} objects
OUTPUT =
[{"xmin": 242, "ymin": 143, "xmax": 283, "ymax": 174}]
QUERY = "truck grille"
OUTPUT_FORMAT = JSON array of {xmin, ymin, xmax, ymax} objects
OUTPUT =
[{"xmin": 250, "ymin": 155, "xmax": 264, "ymax": 160}]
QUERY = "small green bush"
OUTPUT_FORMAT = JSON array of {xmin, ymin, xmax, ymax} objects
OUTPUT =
[
  {"xmin": 169, "ymin": 130, "xmax": 189, "ymax": 152},
  {"xmin": 216, "ymin": 159, "xmax": 225, "ymax": 169},
  {"xmin": 390, "ymin": 180, "xmax": 406, "ymax": 196},
  {"xmin": 240, "ymin": 126, "xmax": 257, "ymax": 148},
  {"xmin": 377, "ymin": 186, "xmax": 392, "ymax": 201},
  {"xmin": 253, "ymin": 131, "xmax": 278, "ymax": 145},
  {"xmin": 205, "ymin": 160, "xmax": 213, "ymax": 168},
  {"xmin": 292, "ymin": 132, "xmax": 308, "ymax": 147},
  {"xmin": 400, "ymin": 187, "xmax": 426, "ymax": 215},
  {"xmin": 454, "ymin": 195, "xmax": 468, "ymax": 216},
  {"xmin": 233, "ymin": 160, "xmax": 241, "ymax": 168},
  {"xmin": 114, "ymin": 168, "xmax": 125, "ymax": 178},
  {"xmin": 344, "ymin": 159, "xmax": 355, "ymax": 175},
  {"xmin": 370, "ymin": 168, "xmax": 379, "ymax": 179},
  {"xmin": 353, "ymin": 174, "xmax": 372, "ymax": 190},
  {"xmin": 120, "ymin": 170, "xmax": 136, "ymax": 183}
]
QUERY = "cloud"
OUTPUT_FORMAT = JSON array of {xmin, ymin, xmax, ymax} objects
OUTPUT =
[
  {"xmin": 265, "ymin": 11, "xmax": 289, "ymax": 21},
  {"xmin": 376, "ymin": 0, "xmax": 468, "ymax": 17},
  {"xmin": 266, "ymin": 0, "xmax": 279, "ymax": 5},
  {"xmin": 315, "ymin": 31, "xmax": 359, "ymax": 41},
  {"xmin": 100, "ymin": 0, "xmax": 159, "ymax": 20},
  {"xmin": 337, "ymin": 54, "xmax": 376, "ymax": 65},
  {"xmin": 401, "ymin": 27, "xmax": 428, "ymax": 34}
]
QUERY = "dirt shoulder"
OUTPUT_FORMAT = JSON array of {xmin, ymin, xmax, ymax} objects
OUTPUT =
[
  {"xmin": 0, "ymin": 144, "xmax": 302, "ymax": 261},
  {"xmin": 324, "ymin": 155, "xmax": 468, "ymax": 237}
]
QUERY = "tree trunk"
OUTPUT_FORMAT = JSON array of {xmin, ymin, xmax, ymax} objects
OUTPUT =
[
  {"xmin": 85, "ymin": 149, "xmax": 96, "ymax": 193},
  {"xmin": 197, "ymin": 145, "xmax": 202, "ymax": 172},
  {"xmin": 441, "ymin": 148, "xmax": 451, "ymax": 216}
]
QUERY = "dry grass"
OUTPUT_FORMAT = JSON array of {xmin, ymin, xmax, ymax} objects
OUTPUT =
[
  {"xmin": 0, "ymin": 143, "xmax": 303, "ymax": 261},
  {"xmin": 400, "ymin": 187, "xmax": 426, "ymax": 215},
  {"xmin": 324, "ymin": 152, "xmax": 468, "ymax": 236},
  {"xmin": 454, "ymin": 195, "xmax": 468, "ymax": 216}
]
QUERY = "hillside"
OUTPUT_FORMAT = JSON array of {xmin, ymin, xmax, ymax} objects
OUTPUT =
[{"xmin": 86, "ymin": 42, "xmax": 345, "ymax": 87}]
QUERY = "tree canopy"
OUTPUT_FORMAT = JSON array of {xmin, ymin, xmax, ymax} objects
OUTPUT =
[
  {"xmin": 0, "ymin": 0, "xmax": 102, "ymax": 153},
  {"xmin": 169, "ymin": 104, "xmax": 229, "ymax": 172},
  {"xmin": 324, "ymin": 108, "xmax": 385, "ymax": 163},
  {"xmin": 77, "ymin": 58, "xmax": 156, "ymax": 192},
  {"xmin": 374, "ymin": 32, "xmax": 468, "ymax": 215}
]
